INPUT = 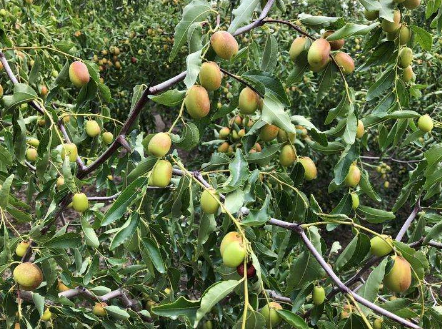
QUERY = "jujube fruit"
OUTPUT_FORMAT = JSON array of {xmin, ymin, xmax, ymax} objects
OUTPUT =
[
  {"xmin": 356, "ymin": 120, "xmax": 365, "ymax": 138},
  {"xmin": 69, "ymin": 61, "xmax": 90, "ymax": 88},
  {"xmin": 200, "ymin": 189, "xmax": 220, "ymax": 214},
  {"xmin": 260, "ymin": 302, "xmax": 282, "ymax": 327},
  {"xmin": 41, "ymin": 308, "xmax": 52, "ymax": 321},
  {"xmin": 351, "ymin": 193, "xmax": 360, "ymax": 209},
  {"xmin": 210, "ymin": 31, "xmax": 238, "ymax": 60},
  {"xmin": 344, "ymin": 164, "xmax": 361, "ymax": 187},
  {"xmin": 13, "ymin": 262, "xmax": 43, "ymax": 291},
  {"xmin": 259, "ymin": 124, "xmax": 279, "ymax": 142},
  {"xmin": 85, "ymin": 120, "xmax": 101, "ymax": 137},
  {"xmin": 364, "ymin": 10, "xmax": 379, "ymax": 21},
  {"xmin": 220, "ymin": 232, "xmax": 243, "ymax": 256},
  {"xmin": 279, "ymin": 144, "xmax": 296, "ymax": 167},
  {"xmin": 27, "ymin": 138, "xmax": 40, "ymax": 147},
  {"xmin": 148, "ymin": 132, "xmax": 172, "ymax": 157},
  {"xmin": 15, "ymin": 241, "xmax": 30, "ymax": 257},
  {"xmin": 72, "ymin": 193, "xmax": 89, "ymax": 212},
  {"xmin": 334, "ymin": 52, "xmax": 355, "ymax": 74},
  {"xmin": 381, "ymin": 10, "xmax": 401, "ymax": 33},
  {"xmin": 199, "ymin": 62, "xmax": 222, "ymax": 91},
  {"xmin": 218, "ymin": 142, "xmax": 229, "ymax": 153},
  {"xmin": 277, "ymin": 130, "xmax": 296, "ymax": 143},
  {"xmin": 340, "ymin": 305, "xmax": 353, "ymax": 319},
  {"xmin": 222, "ymin": 241, "xmax": 246, "ymax": 268},
  {"xmin": 185, "ymin": 85, "xmax": 210, "ymax": 119},
  {"xmin": 417, "ymin": 114, "xmax": 433, "ymax": 132},
  {"xmin": 150, "ymin": 160, "xmax": 173, "ymax": 187},
  {"xmin": 26, "ymin": 148, "xmax": 38, "ymax": 162},
  {"xmin": 238, "ymin": 87, "xmax": 259, "ymax": 115},
  {"xmin": 40, "ymin": 85, "xmax": 48, "ymax": 97},
  {"xmin": 61, "ymin": 143, "xmax": 78, "ymax": 162},
  {"xmin": 402, "ymin": 66, "xmax": 414, "ymax": 82},
  {"xmin": 299, "ymin": 157, "xmax": 317, "ymax": 181},
  {"xmin": 0, "ymin": 84, "xmax": 3, "ymax": 98},
  {"xmin": 203, "ymin": 320, "xmax": 213, "ymax": 329},
  {"xmin": 237, "ymin": 262, "xmax": 256, "ymax": 278},
  {"xmin": 93, "ymin": 302, "xmax": 107, "ymax": 316},
  {"xmin": 289, "ymin": 37, "xmax": 308, "ymax": 62},
  {"xmin": 398, "ymin": 47, "xmax": 413, "ymax": 68},
  {"xmin": 312, "ymin": 286, "xmax": 325, "ymax": 305},
  {"xmin": 58, "ymin": 281, "xmax": 70, "ymax": 292},
  {"xmin": 398, "ymin": 25, "xmax": 411, "ymax": 45},
  {"xmin": 384, "ymin": 256, "xmax": 412, "ymax": 293},
  {"xmin": 370, "ymin": 235, "xmax": 393, "ymax": 257},
  {"xmin": 374, "ymin": 318, "xmax": 383, "ymax": 329},
  {"xmin": 219, "ymin": 127, "xmax": 230, "ymax": 139},
  {"xmin": 102, "ymin": 132, "xmax": 114, "ymax": 145},
  {"xmin": 308, "ymin": 38, "xmax": 331, "ymax": 72},
  {"xmin": 403, "ymin": 0, "xmax": 420, "ymax": 9},
  {"xmin": 323, "ymin": 30, "xmax": 344, "ymax": 50}
]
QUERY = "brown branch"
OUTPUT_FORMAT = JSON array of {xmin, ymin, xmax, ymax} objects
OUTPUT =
[{"xmin": 219, "ymin": 67, "xmax": 263, "ymax": 98}]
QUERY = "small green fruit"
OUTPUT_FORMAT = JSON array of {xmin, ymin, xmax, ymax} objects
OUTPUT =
[
  {"xmin": 356, "ymin": 120, "xmax": 364, "ymax": 138},
  {"xmin": 403, "ymin": 0, "xmax": 420, "ymax": 9},
  {"xmin": 203, "ymin": 320, "xmax": 213, "ymax": 329},
  {"xmin": 289, "ymin": 37, "xmax": 308, "ymax": 62},
  {"xmin": 351, "ymin": 193, "xmax": 360, "ymax": 209},
  {"xmin": 312, "ymin": 286, "xmax": 325, "ymax": 305},
  {"xmin": 417, "ymin": 114, "xmax": 433, "ymax": 133},
  {"xmin": 102, "ymin": 132, "xmax": 114, "ymax": 145},
  {"xmin": 85, "ymin": 120, "xmax": 101, "ymax": 137},
  {"xmin": 72, "ymin": 193, "xmax": 89, "ymax": 212},
  {"xmin": 402, "ymin": 66, "xmax": 414, "ymax": 82},
  {"xmin": 364, "ymin": 10, "xmax": 379, "ymax": 21},
  {"xmin": 398, "ymin": 26, "xmax": 411, "ymax": 45},
  {"xmin": 279, "ymin": 144, "xmax": 296, "ymax": 167},
  {"xmin": 370, "ymin": 235, "xmax": 393, "ymax": 257},
  {"xmin": 93, "ymin": 302, "xmax": 107, "ymax": 316},
  {"xmin": 15, "ymin": 241, "xmax": 30, "ymax": 257},
  {"xmin": 381, "ymin": 10, "xmax": 401, "ymax": 33},
  {"xmin": 260, "ymin": 302, "xmax": 282, "ymax": 327},
  {"xmin": 61, "ymin": 143, "xmax": 78, "ymax": 162},
  {"xmin": 374, "ymin": 318, "xmax": 383, "ymax": 329},
  {"xmin": 26, "ymin": 148, "xmax": 38, "ymax": 162},
  {"xmin": 299, "ymin": 157, "xmax": 317, "ymax": 181},
  {"xmin": 27, "ymin": 138, "xmax": 40, "ymax": 147},
  {"xmin": 398, "ymin": 47, "xmax": 413, "ymax": 68},
  {"xmin": 222, "ymin": 241, "xmax": 246, "ymax": 268},
  {"xmin": 277, "ymin": 130, "xmax": 296, "ymax": 143},
  {"xmin": 150, "ymin": 160, "xmax": 173, "ymax": 187},
  {"xmin": 148, "ymin": 132, "xmax": 172, "ymax": 157},
  {"xmin": 13, "ymin": 262, "xmax": 43, "ymax": 291},
  {"xmin": 201, "ymin": 189, "xmax": 220, "ymax": 214},
  {"xmin": 41, "ymin": 308, "xmax": 52, "ymax": 321}
]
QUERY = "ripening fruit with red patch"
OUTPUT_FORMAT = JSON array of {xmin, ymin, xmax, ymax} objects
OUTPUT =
[
  {"xmin": 220, "ymin": 232, "xmax": 243, "ymax": 256},
  {"xmin": 260, "ymin": 302, "xmax": 282, "ymax": 327},
  {"xmin": 384, "ymin": 256, "xmax": 412, "ymax": 293},
  {"xmin": 69, "ymin": 61, "xmax": 90, "ymax": 88},
  {"xmin": 237, "ymin": 262, "xmax": 256, "ymax": 278},
  {"xmin": 322, "ymin": 30, "xmax": 344, "ymax": 50},
  {"xmin": 289, "ymin": 37, "xmax": 308, "ymax": 62},
  {"xmin": 185, "ymin": 86, "xmax": 210, "ymax": 119},
  {"xmin": 72, "ymin": 193, "xmax": 89, "ymax": 212},
  {"xmin": 26, "ymin": 148, "xmax": 38, "ymax": 162},
  {"xmin": 238, "ymin": 87, "xmax": 259, "ymax": 115},
  {"xmin": 150, "ymin": 160, "xmax": 173, "ymax": 187},
  {"xmin": 199, "ymin": 62, "xmax": 222, "ymax": 91},
  {"xmin": 417, "ymin": 114, "xmax": 433, "ymax": 133},
  {"xmin": 308, "ymin": 39, "xmax": 331, "ymax": 72},
  {"xmin": 200, "ymin": 189, "xmax": 220, "ymax": 214},
  {"xmin": 334, "ymin": 52, "xmax": 355, "ymax": 74},
  {"xmin": 148, "ymin": 132, "xmax": 172, "ymax": 157},
  {"xmin": 40, "ymin": 85, "xmax": 48, "ymax": 97},
  {"xmin": 13, "ymin": 262, "xmax": 43, "ymax": 291},
  {"xmin": 210, "ymin": 31, "xmax": 238, "ymax": 60},
  {"xmin": 218, "ymin": 142, "xmax": 229, "ymax": 153},
  {"xmin": 344, "ymin": 164, "xmax": 361, "ymax": 187},
  {"xmin": 259, "ymin": 124, "xmax": 279, "ymax": 142},
  {"xmin": 280, "ymin": 144, "xmax": 296, "ymax": 167},
  {"xmin": 402, "ymin": 66, "xmax": 414, "ymax": 82},
  {"xmin": 299, "ymin": 157, "xmax": 317, "ymax": 181}
]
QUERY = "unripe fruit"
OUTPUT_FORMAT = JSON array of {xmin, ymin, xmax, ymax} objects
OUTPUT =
[
  {"xmin": 201, "ymin": 189, "xmax": 220, "ymax": 214},
  {"xmin": 210, "ymin": 31, "xmax": 238, "ymax": 60},
  {"xmin": 218, "ymin": 142, "xmax": 229, "ymax": 153},
  {"xmin": 85, "ymin": 120, "xmax": 101, "ymax": 137},
  {"xmin": 351, "ymin": 193, "xmax": 360, "ymax": 209},
  {"xmin": 340, "ymin": 305, "xmax": 353, "ymax": 319},
  {"xmin": 299, "ymin": 157, "xmax": 317, "ymax": 181},
  {"xmin": 185, "ymin": 86, "xmax": 210, "ymax": 119},
  {"xmin": 308, "ymin": 39, "xmax": 331, "ymax": 72},
  {"xmin": 238, "ymin": 129, "xmax": 245, "ymax": 138},
  {"xmin": 13, "ymin": 262, "xmax": 43, "ymax": 291},
  {"xmin": 277, "ymin": 130, "xmax": 296, "ymax": 143},
  {"xmin": 222, "ymin": 241, "xmax": 246, "ymax": 268},
  {"xmin": 289, "ymin": 37, "xmax": 308, "ymax": 61},
  {"xmin": 150, "ymin": 160, "xmax": 173, "ymax": 187},
  {"xmin": 58, "ymin": 281, "xmax": 70, "ymax": 292},
  {"xmin": 40, "ymin": 85, "xmax": 48, "ymax": 97},
  {"xmin": 403, "ymin": 66, "xmax": 414, "ymax": 82},
  {"xmin": 312, "ymin": 286, "xmax": 325, "ymax": 305},
  {"xmin": 203, "ymin": 320, "xmax": 213, "ymax": 329},
  {"xmin": 398, "ymin": 26, "xmax": 411, "ymax": 45},
  {"xmin": 93, "ymin": 302, "xmax": 107, "ymax": 316},
  {"xmin": 403, "ymin": 0, "xmax": 420, "ymax": 9},
  {"xmin": 374, "ymin": 318, "xmax": 383, "ymax": 329},
  {"xmin": 384, "ymin": 181, "xmax": 390, "ymax": 188},
  {"xmin": 280, "ymin": 144, "xmax": 296, "ymax": 167},
  {"xmin": 0, "ymin": 84, "xmax": 3, "ymax": 98},
  {"xmin": 238, "ymin": 87, "xmax": 259, "ymax": 115},
  {"xmin": 344, "ymin": 164, "xmax": 361, "ymax": 187},
  {"xmin": 381, "ymin": 10, "xmax": 401, "ymax": 33},
  {"xmin": 418, "ymin": 114, "xmax": 433, "ymax": 133},
  {"xmin": 364, "ymin": 10, "xmax": 379, "ymax": 21},
  {"xmin": 199, "ymin": 62, "xmax": 222, "ymax": 91},
  {"xmin": 72, "ymin": 193, "xmax": 89, "ymax": 212},
  {"xmin": 61, "ymin": 143, "xmax": 78, "ymax": 162},
  {"xmin": 384, "ymin": 256, "xmax": 412, "ymax": 293},
  {"xmin": 220, "ymin": 232, "xmax": 243, "ymax": 256},
  {"xmin": 219, "ymin": 127, "xmax": 230, "ymax": 139},
  {"xmin": 16, "ymin": 241, "xmax": 30, "ymax": 257},
  {"xmin": 398, "ymin": 47, "xmax": 413, "ymax": 68},
  {"xmin": 27, "ymin": 138, "xmax": 40, "ymax": 147},
  {"xmin": 334, "ymin": 52, "xmax": 355, "ymax": 74},
  {"xmin": 56, "ymin": 176, "xmax": 65, "ymax": 188},
  {"xmin": 237, "ymin": 263, "xmax": 256, "ymax": 278},
  {"xmin": 259, "ymin": 124, "xmax": 279, "ymax": 142},
  {"xmin": 69, "ymin": 61, "xmax": 90, "ymax": 88},
  {"xmin": 260, "ymin": 302, "xmax": 282, "ymax": 327},
  {"xmin": 356, "ymin": 120, "xmax": 365, "ymax": 138},
  {"xmin": 323, "ymin": 31, "xmax": 344, "ymax": 50},
  {"xmin": 41, "ymin": 308, "xmax": 52, "ymax": 321},
  {"xmin": 26, "ymin": 148, "xmax": 38, "ymax": 162},
  {"xmin": 148, "ymin": 132, "xmax": 172, "ymax": 157},
  {"xmin": 102, "ymin": 132, "xmax": 114, "ymax": 145},
  {"xmin": 370, "ymin": 235, "xmax": 393, "ymax": 257}
]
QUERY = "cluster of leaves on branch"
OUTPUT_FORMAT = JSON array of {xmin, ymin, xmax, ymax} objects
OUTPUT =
[{"xmin": 2, "ymin": 0, "xmax": 442, "ymax": 329}]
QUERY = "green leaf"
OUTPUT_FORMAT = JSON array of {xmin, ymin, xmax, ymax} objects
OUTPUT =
[
  {"xmin": 343, "ymin": 110, "xmax": 357, "ymax": 145},
  {"xmin": 184, "ymin": 50, "xmax": 202, "ymax": 89},
  {"xmin": 395, "ymin": 242, "xmax": 429, "ymax": 280},
  {"xmin": 335, "ymin": 234, "xmax": 371, "ymax": 272},
  {"xmin": 261, "ymin": 34, "xmax": 278, "ymax": 72},
  {"xmin": 225, "ymin": 149, "xmax": 250, "ymax": 191},
  {"xmin": 246, "ymin": 143, "xmax": 281, "ymax": 166},
  {"xmin": 228, "ymin": 0, "xmax": 259, "ymax": 34},
  {"xmin": 6, "ymin": 204, "xmax": 32, "ymax": 223},
  {"xmin": 187, "ymin": 22, "xmax": 203, "ymax": 53},
  {"xmin": 127, "ymin": 157, "xmax": 157, "ymax": 183},
  {"xmin": 110, "ymin": 213, "xmax": 139, "ymax": 250},
  {"xmin": 366, "ymin": 69, "xmax": 395, "ymax": 101},
  {"xmin": 45, "ymin": 233, "xmax": 82, "ymax": 248},
  {"xmin": 233, "ymin": 310, "xmax": 266, "ymax": 329},
  {"xmin": 81, "ymin": 217, "xmax": 99, "ymax": 249},
  {"xmin": 2, "ymin": 83, "xmax": 38, "ymax": 110},
  {"xmin": 326, "ymin": 22, "xmax": 379, "ymax": 40},
  {"xmin": 411, "ymin": 25, "xmax": 432, "ymax": 51},
  {"xmin": 0, "ymin": 174, "xmax": 14, "ymax": 208},
  {"xmin": 317, "ymin": 62, "xmax": 337, "ymax": 105},
  {"xmin": 149, "ymin": 89, "xmax": 186, "ymax": 107},
  {"xmin": 277, "ymin": 309, "xmax": 311, "ymax": 329},
  {"xmin": 32, "ymin": 293, "xmax": 45, "ymax": 317},
  {"xmin": 360, "ymin": 0, "xmax": 382, "ymax": 11},
  {"xmin": 152, "ymin": 296, "xmax": 200, "ymax": 323},
  {"xmin": 141, "ymin": 237, "xmax": 166, "ymax": 273},
  {"xmin": 105, "ymin": 305, "xmax": 130, "ymax": 320},
  {"xmin": 298, "ymin": 14, "xmax": 342, "ymax": 27},
  {"xmin": 261, "ymin": 94, "xmax": 296, "ymax": 134},
  {"xmin": 360, "ymin": 169, "xmax": 381, "ymax": 202},
  {"xmin": 194, "ymin": 280, "xmax": 242, "ymax": 327},
  {"xmin": 242, "ymin": 70, "xmax": 290, "ymax": 106},
  {"xmin": 173, "ymin": 122, "xmax": 200, "ymax": 151},
  {"xmin": 357, "ymin": 205, "xmax": 395, "ymax": 223},
  {"xmin": 242, "ymin": 195, "xmax": 270, "ymax": 226},
  {"xmin": 83, "ymin": 255, "xmax": 99, "ymax": 285}
]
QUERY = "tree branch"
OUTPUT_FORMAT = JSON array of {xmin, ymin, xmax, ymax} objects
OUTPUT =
[{"xmin": 396, "ymin": 199, "xmax": 421, "ymax": 242}]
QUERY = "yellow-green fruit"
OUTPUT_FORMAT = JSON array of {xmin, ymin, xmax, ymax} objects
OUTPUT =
[
  {"xmin": 259, "ymin": 124, "xmax": 279, "ymax": 142},
  {"xmin": 220, "ymin": 232, "xmax": 243, "ymax": 256},
  {"xmin": 61, "ymin": 143, "xmax": 78, "ymax": 162},
  {"xmin": 277, "ymin": 130, "xmax": 296, "ymax": 143},
  {"xmin": 26, "ymin": 148, "xmax": 38, "ymax": 162},
  {"xmin": 418, "ymin": 114, "xmax": 433, "ymax": 133},
  {"xmin": 340, "ymin": 305, "xmax": 353, "ymax": 319},
  {"xmin": 238, "ymin": 87, "xmax": 259, "ymax": 115},
  {"xmin": 398, "ymin": 26, "xmax": 411, "ymax": 45},
  {"xmin": 384, "ymin": 256, "xmax": 412, "ymax": 293},
  {"xmin": 260, "ymin": 302, "xmax": 282, "ymax": 327},
  {"xmin": 72, "ymin": 193, "xmax": 89, "ymax": 212},
  {"xmin": 344, "ymin": 165, "xmax": 361, "ymax": 187},
  {"xmin": 238, "ymin": 129, "xmax": 245, "ymax": 138},
  {"xmin": 58, "ymin": 281, "xmax": 70, "ymax": 292},
  {"xmin": 323, "ymin": 30, "xmax": 344, "ymax": 50},
  {"xmin": 219, "ymin": 127, "xmax": 230, "ymax": 139},
  {"xmin": 93, "ymin": 302, "xmax": 107, "ymax": 316},
  {"xmin": 280, "ymin": 145, "xmax": 296, "ymax": 167},
  {"xmin": 199, "ymin": 62, "xmax": 222, "ymax": 91},
  {"xmin": 13, "ymin": 262, "xmax": 43, "ymax": 291},
  {"xmin": 364, "ymin": 10, "xmax": 379, "ymax": 21},
  {"xmin": 27, "ymin": 138, "xmax": 40, "ymax": 147},
  {"xmin": 334, "ymin": 52, "xmax": 355, "ymax": 74},
  {"xmin": 69, "ymin": 61, "xmax": 90, "ymax": 88},
  {"xmin": 218, "ymin": 142, "xmax": 229, "ymax": 153},
  {"xmin": 351, "ymin": 193, "xmax": 360, "ymax": 209},
  {"xmin": 374, "ymin": 318, "xmax": 383, "ymax": 329},
  {"xmin": 102, "ymin": 132, "xmax": 114, "ymax": 145},
  {"xmin": 185, "ymin": 85, "xmax": 210, "ymax": 119},
  {"xmin": 150, "ymin": 160, "xmax": 173, "ymax": 187},
  {"xmin": 289, "ymin": 37, "xmax": 308, "ymax": 62},
  {"xmin": 403, "ymin": 0, "xmax": 420, "ymax": 9},
  {"xmin": 381, "ymin": 10, "xmax": 401, "ymax": 33},
  {"xmin": 15, "ymin": 241, "xmax": 30, "ymax": 257},
  {"xmin": 308, "ymin": 39, "xmax": 331, "ymax": 72},
  {"xmin": 203, "ymin": 320, "xmax": 213, "ymax": 329},
  {"xmin": 0, "ymin": 85, "xmax": 3, "ymax": 98},
  {"xmin": 85, "ymin": 120, "xmax": 101, "ymax": 137},
  {"xmin": 201, "ymin": 189, "xmax": 220, "ymax": 214},
  {"xmin": 232, "ymin": 130, "xmax": 240, "ymax": 141},
  {"xmin": 41, "ymin": 308, "xmax": 52, "ymax": 321},
  {"xmin": 299, "ymin": 157, "xmax": 317, "ymax": 181},
  {"xmin": 403, "ymin": 66, "xmax": 414, "ymax": 82},
  {"xmin": 210, "ymin": 31, "xmax": 239, "ymax": 60},
  {"xmin": 370, "ymin": 235, "xmax": 393, "ymax": 257},
  {"xmin": 222, "ymin": 241, "xmax": 246, "ymax": 268},
  {"xmin": 148, "ymin": 132, "xmax": 172, "ymax": 157},
  {"xmin": 398, "ymin": 47, "xmax": 413, "ymax": 68},
  {"xmin": 356, "ymin": 120, "xmax": 365, "ymax": 138},
  {"xmin": 312, "ymin": 286, "xmax": 325, "ymax": 305}
]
